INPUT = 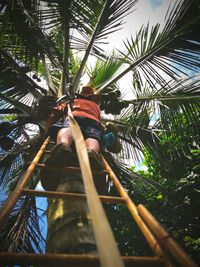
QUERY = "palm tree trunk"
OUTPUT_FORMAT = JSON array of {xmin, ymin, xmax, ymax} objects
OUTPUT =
[{"xmin": 46, "ymin": 173, "xmax": 97, "ymax": 254}]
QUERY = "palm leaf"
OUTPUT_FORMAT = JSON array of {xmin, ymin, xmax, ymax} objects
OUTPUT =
[
  {"xmin": 101, "ymin": 74, "xmax": 200, "ymax": 163},
  {"xmin": 113, "ymin": 75, "xmax": 200, "ymax": 162},
  {"xmin": 86, "ymin": 52, "xmax": 124, "ymax": 88},
  {"xmin": 0, "ymin": 50, "xmax": 46, "ymax": 98},
  {"xmin": 99, "ymin": 0, "xmax": 200, "ymax": 92},
  {"xmin": 73, "ymin": 0, "xmax": 137, "ymax": 90},
  {"xmin": 0, "ymin": 135, "xmax": 48, "ymax": 253},
  {"xmin": 0, "ymin": 196, "xmax": 45, "ymax": 253},
  {"xmin": 0, "ymin": 0, "xmax": 63, "ymax": 69},
  {"xmin": 0, "ymin": 132, "xmax": 42, "ymax": 186}
]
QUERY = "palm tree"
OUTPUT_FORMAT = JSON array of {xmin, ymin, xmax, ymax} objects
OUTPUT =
[{"xmin": 0, "ymin": 0, "xmax": 199, "ymax": 259}]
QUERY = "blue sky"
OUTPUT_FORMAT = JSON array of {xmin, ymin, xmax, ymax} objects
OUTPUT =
[{"xmin": 149, "ymin": 0, "xmax": 164, "ymax": 10}]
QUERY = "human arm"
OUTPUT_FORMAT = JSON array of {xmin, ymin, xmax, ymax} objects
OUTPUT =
[{"xmin": 45, "ymin": 102, "xmax": 68, "ymax": 134}]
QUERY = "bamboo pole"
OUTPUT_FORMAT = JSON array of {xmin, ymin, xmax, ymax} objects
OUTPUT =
[
  {"xmin": 100, "ymin": 155, "xmax": 166, "ymax": 258},
  {"xmin": 0, "ymin": 253, "xmax": 165, "ymax": 267},
  {"xmin": 22, "ymin": 189, "xmax": 125, "ymax": 203},
  {"xmin": 0, "ymin": 137, "xmax": 50, "ymax": 230},
  {"xmin": 137, "ymin": 204, "xmax": 198, "ymax": 267}
]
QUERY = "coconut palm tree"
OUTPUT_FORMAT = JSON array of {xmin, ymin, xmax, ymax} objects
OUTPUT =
[{"xmin": 0, "ymin": 0, "xmax": 200, "ymax": 258}]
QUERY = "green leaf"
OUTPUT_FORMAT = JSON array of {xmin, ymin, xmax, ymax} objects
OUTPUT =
[{"xmin": 156, "ymin": 194, "xmax": 163, "ymax": 200}]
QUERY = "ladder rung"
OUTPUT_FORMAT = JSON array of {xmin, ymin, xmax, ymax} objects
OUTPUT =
[
  {"xmin": 34, "ymin": 163, "xmax": 107, "ymax": 175},
  {"xmin": 22, "ymin": 189, "xmax": 125, "ymax": 203},
  {"xmin": 0, "ymin": 253, "xmax": 165, "ymax": 267}
]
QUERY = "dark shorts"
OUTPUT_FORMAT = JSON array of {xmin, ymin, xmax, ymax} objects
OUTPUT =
[{"xmin": 49, "ymin": 116, "xmax": 102, "ymax": 143}]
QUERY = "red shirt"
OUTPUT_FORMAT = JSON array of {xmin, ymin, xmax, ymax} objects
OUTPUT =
[{"xmin": 72, "ymin": 98, "xmax": 101, "ymax": 124}]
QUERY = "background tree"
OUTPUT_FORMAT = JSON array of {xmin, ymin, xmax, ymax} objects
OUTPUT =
[
  {"xmin": 106, "ymin": 111, "xmax": 200, "ymax": 263},
  {"xmin": 0, "ymin": 0, "xmax": 200, "ymax": 262}
]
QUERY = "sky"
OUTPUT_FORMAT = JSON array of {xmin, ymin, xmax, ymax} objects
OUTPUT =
[{"xmin": 105, "ymin": 0, "xmax": 178, "ymax": 51}]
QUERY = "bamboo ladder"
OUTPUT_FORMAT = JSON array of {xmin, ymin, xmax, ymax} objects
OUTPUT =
[{"xmin": 0, "ymin": 115, "xmax": 198, "ymax": 267}]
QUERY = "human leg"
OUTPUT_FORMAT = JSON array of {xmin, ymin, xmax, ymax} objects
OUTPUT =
[
  {"xmin": 84, "ymin": 138, "xmax": 103, "ymax": 170},
  {"xmin": 57, "ymin": 127, "xmax": 73, "ymax": 145},
  {"xmin": 69, "ymin": 117, "xmax": 104, "ymax": 170},
  {"xmin": 40, "ymin": 126, "xmax": 74, "ymax": 191},
  {"xmin": 85, "ymin": 138, "xmax": 100, "ymax": 153}
]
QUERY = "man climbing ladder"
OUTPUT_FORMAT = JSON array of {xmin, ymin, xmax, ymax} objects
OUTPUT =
[
  {"xmin": 40, "ymin": 85, "xmax": 125, "ymax": 267},
  {"xmin": 40, "ymin": 85, "xmax": 121, "ymax": 191},
  {"xmin": 0, "ymin": 110, "xmax": 198, "ymax": 266}
]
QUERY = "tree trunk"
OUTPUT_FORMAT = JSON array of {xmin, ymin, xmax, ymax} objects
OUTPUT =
[{"xmin": 46, "ymin": 173, "xmax": 97, "ymax": 254}]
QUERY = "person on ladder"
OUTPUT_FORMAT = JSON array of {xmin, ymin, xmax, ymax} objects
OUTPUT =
[{"xmin": 40, "ymin": 85, "xmax": 121, "ymax": 191}]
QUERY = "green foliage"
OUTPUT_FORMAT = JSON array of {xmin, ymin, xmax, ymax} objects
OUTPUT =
[
  {"xmin": 184, "ymin": 236, "xmax": 200, "ymax": 252},
  {"xmin": 109, "ymin": 110, "xmax": 200, "ymax": 262},
  {"xmin": 131, "ymin": 115, "xmax": 200, "ymax": 263},
  {"xmin": 105, "ymin": 203, "xmax": 152, "ymax": 256},
  {"xmin": 87, "ymin": 53, "xmax": 123, "ymax": 88}
]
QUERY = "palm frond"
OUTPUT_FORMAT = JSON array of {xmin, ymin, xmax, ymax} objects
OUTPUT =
[
  {"xmin": 0, "ymin": 0, "xmax": 63, "ymax": 69},
  {"xmin": 119, "ymin": 109, "xmax": 162, "ymax": 157},
  {"xmin": 113, "ymin": 75, "xmax": 200, "ymax": 162},
  {"xmin": 0, "ymin": 50, "xmax": 46, "ymax": 98},
  {"xmin": 39, "ymin": 0, "xmax": 103, "ymax": 34},
  {"xmin": 128, "ymin": 74, "xmax": 200, "ymax": 102},
  {"xmin": 0, "ymin": 196, "xmax": 45, "ymax": 253},
  {"xmin": 128, "ymin": 75, "xmax": 200, "ymax": 128},
  {"xmin": 35, "ymin": 0, "xmax": 134, "ymax": 93},
  {"xmin": 99, "ymin": 0, "xmax": 200, "ymax": 91},
  {"xmin": 86, "ymin": 52, "xmax": 124, "ymax": 88},
  {"xmin": 0, "ymin": 134, "xmax": 47, "ymax": 253},
  {"xmin": 73, "ymin": 0, "xmax": 137, "ymax": 90},
  {"xmin": 0, "ymin": 132, "xmax": 41, "ymax": 188},
  {"xmin": 0, "ymin": 92, "xmax": 31, "ymax": 114}
]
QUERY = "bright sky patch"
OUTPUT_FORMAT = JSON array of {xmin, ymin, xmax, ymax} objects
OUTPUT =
[{"xmin": 149, "ymin": 0, "xmax": 164, "ymax": 10}]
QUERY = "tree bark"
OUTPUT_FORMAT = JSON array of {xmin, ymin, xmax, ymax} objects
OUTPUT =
[{"xmin": 46, "ymin": 173, "xmax": 97, "ymax": 254}]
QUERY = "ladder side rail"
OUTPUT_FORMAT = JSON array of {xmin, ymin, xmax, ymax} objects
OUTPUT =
[
  {"xmin": 100, "ymin": 155, "xmax": 166, "ymax": 259},
  {"xmin": 69, "ymin": 114, "xmax": 125, "ymax": 267},
  {"xmin": 0, "ymin": 137, "xmax": 50, "ymax": 230},
  {"xmin": 138, "ymin": 204, "xmax": 198, "ymax": 267}
]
